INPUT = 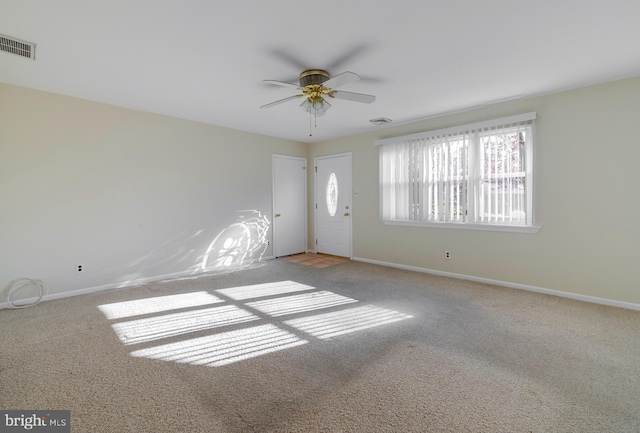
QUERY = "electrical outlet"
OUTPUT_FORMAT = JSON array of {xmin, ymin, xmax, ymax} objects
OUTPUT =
[
  {"xmin": 445, "ymin": 251, "xmax": 451, "ymax": 259},
  {"xmin": 76, "ymin": 264, "xmax": 84, "ymax": 273}
]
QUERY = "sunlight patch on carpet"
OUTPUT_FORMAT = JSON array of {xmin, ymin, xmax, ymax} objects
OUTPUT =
[
  {"xmin": 99, "ymin": 280, "xmax": 413, "ymax": 367},
  {"xmin": 285, "ymin": 305, "xmax": 413, "ymax": 339},
  {"xmin": 246, "ymin": 291, "xmax": 358, "ymax": 317},
  {"xmin": 216, "ymin": 280, "xmax": 315, "ymax": 300},
  {"xmin": 130, "ymin": 324, "xmax": 307, "ymax": 367},
  {"xmin": 98, "ymin": 291, "xmax": 223, "ymax": 320},
  {"xmin": 112, "ymin": 305, "xmax": 259, "ymax": 345}
]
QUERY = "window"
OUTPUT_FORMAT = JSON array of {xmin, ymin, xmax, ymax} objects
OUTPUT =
[
  {"xmin": 376, "ymin": 112, "xmax": 539, "ymax": 232},
  {"xmin": 326, "ymin": 172, "xmax": 339, "ymax": 217}
]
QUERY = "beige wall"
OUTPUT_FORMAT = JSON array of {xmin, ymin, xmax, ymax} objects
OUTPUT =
[
  {"xmin": 309, "ymin": 76, "xmax": 640, "ymax": 306},
  {"xmin": 0, "ymin": 83, "xmax": 306, "ymax": 298},
  {"xmin": 3, "ymin": 76, "xmax": 639, "ymax": 307}
]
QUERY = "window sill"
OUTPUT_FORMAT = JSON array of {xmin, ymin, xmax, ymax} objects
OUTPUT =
[{"xmin": 382, "ymin": 220, "xmax": 541, "ymax": 233}]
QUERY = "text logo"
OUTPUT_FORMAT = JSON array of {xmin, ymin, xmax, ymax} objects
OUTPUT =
[{"xmin": 0, "ymin": 411, "xmax": 69, "ymax": 433}]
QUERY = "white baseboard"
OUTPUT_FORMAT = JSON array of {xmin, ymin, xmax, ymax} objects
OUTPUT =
[
  {"xmin": 0, "ymin": 257, "xmax": 275, "ymax": 310},
  {"xmin": 352, "ymin": 256, "xmax": 640, "ymax": 311},
  {"xmin": 0, "ymin": 269, "xmax": 197, "ymax": 310},
  {"xmin": 4, "ymin": 256, "xmax": 637, "ymax": 312}
]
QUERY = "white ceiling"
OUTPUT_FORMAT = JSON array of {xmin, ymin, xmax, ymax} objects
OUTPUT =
[{"xmin": 2, "ymin": 1, "xmax": 640, "ymax": 143}]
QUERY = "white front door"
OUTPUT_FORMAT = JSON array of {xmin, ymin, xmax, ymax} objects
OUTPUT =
[
  {"xmin": 273, "ymin": 155, "xmax": 307, "ymax": 257},
  {"xmin": 315, "ymin": 153, "xmax": 352, "ymax": 258}
]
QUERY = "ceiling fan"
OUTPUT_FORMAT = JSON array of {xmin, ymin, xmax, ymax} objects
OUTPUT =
[{"xmin": 260, "ymin": 69, "xmax": 376, "ymax": 135}]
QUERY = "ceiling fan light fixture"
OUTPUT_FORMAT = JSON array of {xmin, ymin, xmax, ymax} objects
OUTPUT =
[{"xmin": 300, "ymin": 97, "xmax": 331, "ymax": 117}]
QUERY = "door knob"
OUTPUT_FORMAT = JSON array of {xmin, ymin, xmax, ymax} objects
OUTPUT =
[
  {"xmin": 275, "ymin": 213, "xmax": 281, "ymax": 217},
  {"xmin": 344, "ymin": 212, "xmax": 350, "ymax": 216}
]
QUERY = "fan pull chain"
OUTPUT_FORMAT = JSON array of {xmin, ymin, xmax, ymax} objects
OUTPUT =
[{"xmin": 308, "ymin": 111, "xmax": 320, "ymax": 137}]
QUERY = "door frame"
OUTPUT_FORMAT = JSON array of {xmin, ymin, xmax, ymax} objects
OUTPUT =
[
  {"xmin": 272, "ymin": 154, "xmax": 307, "ymax": 258},
  {"xmin": 314, "ymin": 152, "xmax": 353, "ymax": 258}
]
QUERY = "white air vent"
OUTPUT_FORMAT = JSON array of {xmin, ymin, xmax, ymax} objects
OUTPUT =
[
  {"xmin": 0, "ymin": 34, "xmax": 36, "ymax": 60},
  {"xmin": 370, "ymin": 117, "xmax": 392, "ymax": 126}
]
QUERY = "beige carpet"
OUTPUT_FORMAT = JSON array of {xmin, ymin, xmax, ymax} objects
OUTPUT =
[{"xmin": 1, "ymin": 259, "xmax": 639, "ymax": 432}]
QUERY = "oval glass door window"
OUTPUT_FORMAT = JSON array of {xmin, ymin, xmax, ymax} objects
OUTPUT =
[{"xmin": 326, "ymin": 172, "xmax": 338, "ymax": 217}]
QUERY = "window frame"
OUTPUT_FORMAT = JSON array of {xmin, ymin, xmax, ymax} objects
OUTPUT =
[{"xmin": 376, "ymin": 112, "xmax": 541, "ymax": 233}]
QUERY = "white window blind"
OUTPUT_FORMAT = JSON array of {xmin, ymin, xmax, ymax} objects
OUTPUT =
[{"xmin": 377, "ymin": 113, "xmax": 537, "ymax": 231}]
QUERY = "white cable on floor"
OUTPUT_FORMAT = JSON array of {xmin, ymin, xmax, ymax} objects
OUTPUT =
[{"xmin": 3, "ymin": 278, "xmax": 47, "ymax": 309}]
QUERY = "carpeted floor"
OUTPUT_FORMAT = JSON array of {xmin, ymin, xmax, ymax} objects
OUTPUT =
[{"xmin": 1, "ymin": 259, "xmax": 639, "ymax": 432}]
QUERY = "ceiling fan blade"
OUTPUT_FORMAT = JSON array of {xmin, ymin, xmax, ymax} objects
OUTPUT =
[
  {"xmin": 260, "ymin": 95, "xmax": 302, "ymax": 109},
  {"xmin": 323, "ymin": 71, "xmax": 360, "ymax": 89},
  {"xmin": 263, "ymin": 80, "xmax": 300, "ymax": 89},
  {"xmin": 326, "ymin": 44, "xmax": 370, "ymax": 71},
  {"xmin": 266, "ymin": 49, "xmax": 310, "ymax": 70},
  {"xmin": 330, "ymin": 90, "xmax": 376, "ymax": 104}
]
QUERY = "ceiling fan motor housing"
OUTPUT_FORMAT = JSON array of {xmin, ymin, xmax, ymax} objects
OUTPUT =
[{"xmin": 299, "ymin": 70, "xmax": 330, "ymax": 87}]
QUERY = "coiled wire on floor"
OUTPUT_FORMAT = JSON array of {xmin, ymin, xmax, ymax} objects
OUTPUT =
[{"xmin": 2, "ymin": 278, "xmax": 47, "ymax": 309}]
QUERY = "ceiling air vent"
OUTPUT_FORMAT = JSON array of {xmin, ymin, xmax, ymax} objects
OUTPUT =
[
  {"xmin": 370, "ymin": 117, "xmax": 392, "ymax": 126},
  {"xmin": 0, "ymin": 34, "xmax": 36, "ymax": 60}
]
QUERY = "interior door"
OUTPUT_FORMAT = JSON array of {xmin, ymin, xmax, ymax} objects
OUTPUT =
[
  {"xmin": 273, "ymin": 155, "xmax": 307, "ymax": 257},
  {"xmin": 315, "ymin": 153, "xmax": 352, "ymax": 258}
]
